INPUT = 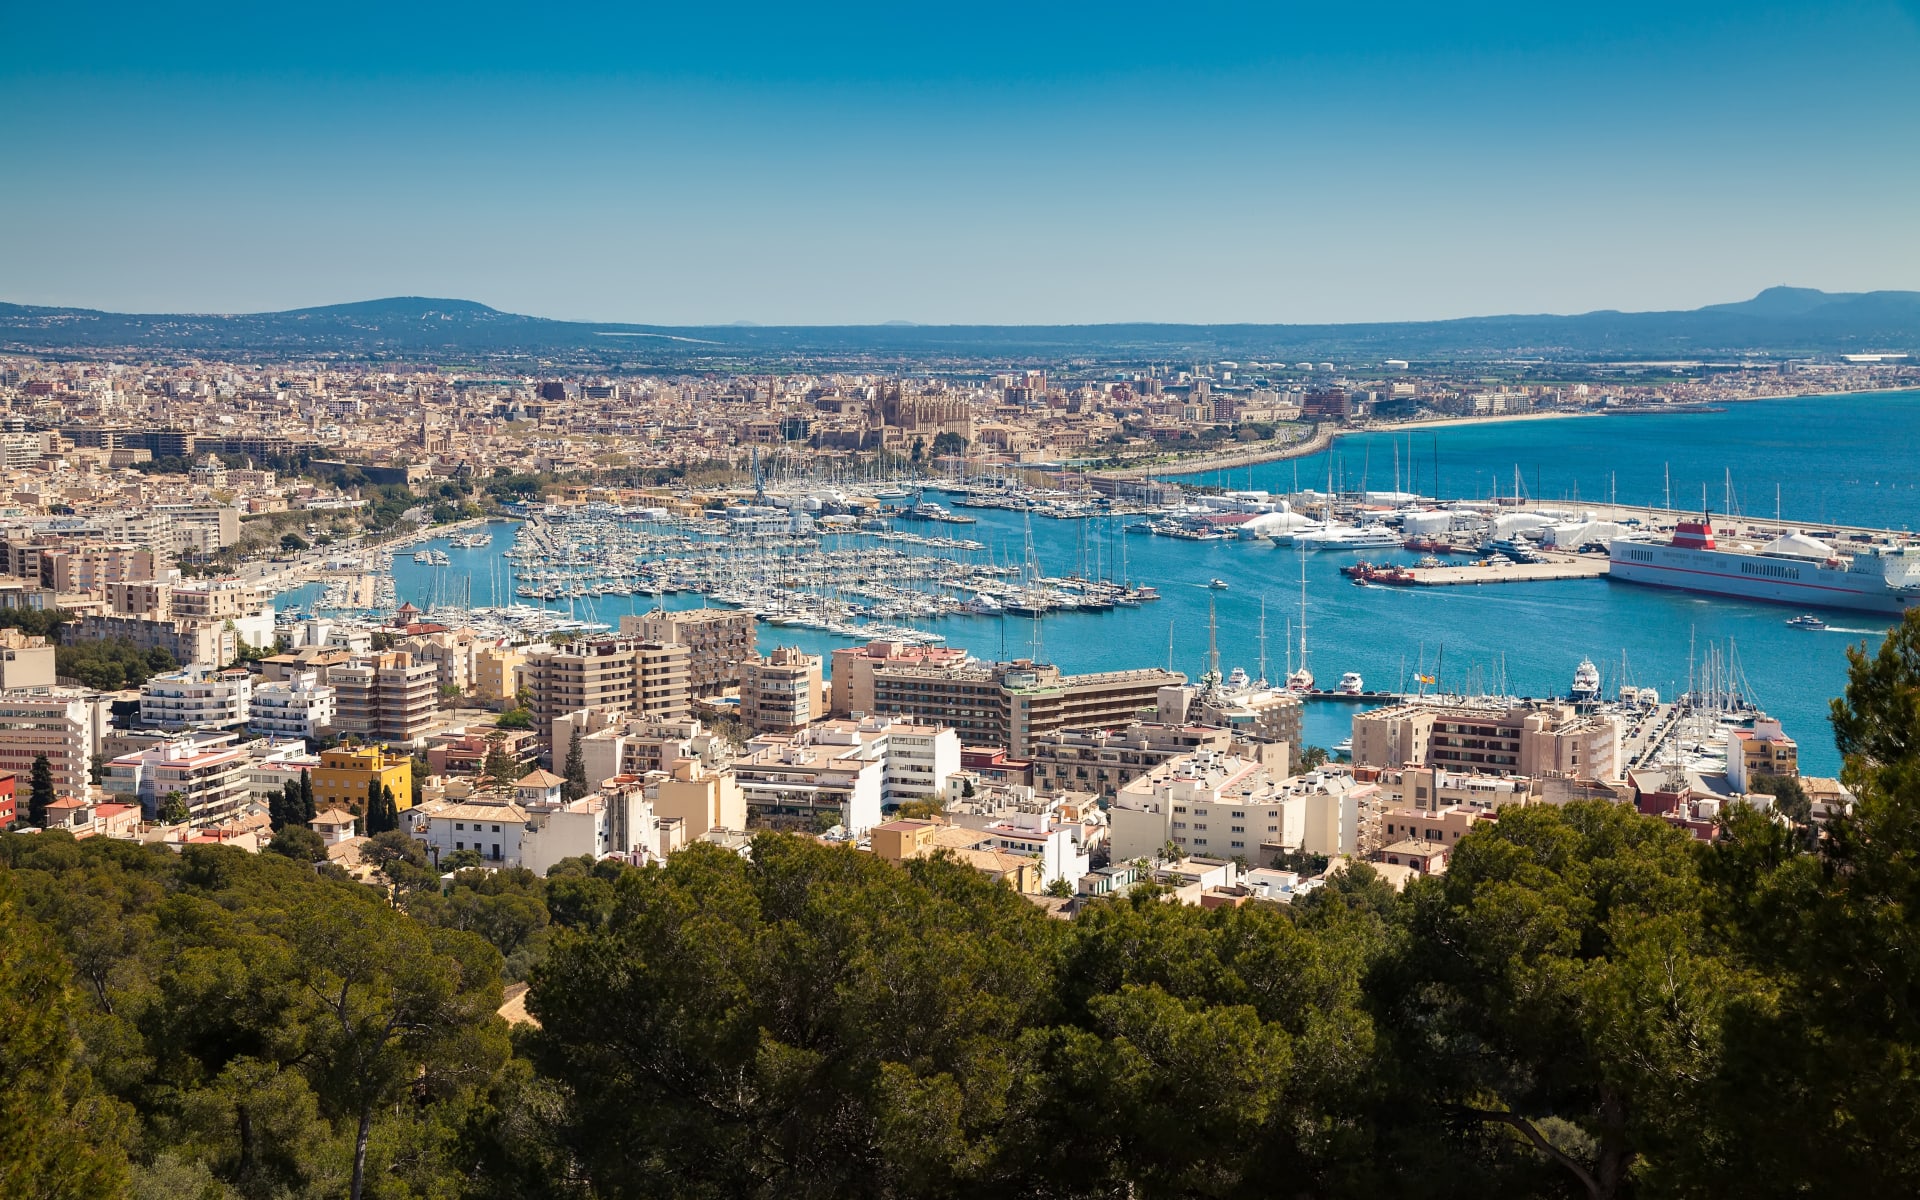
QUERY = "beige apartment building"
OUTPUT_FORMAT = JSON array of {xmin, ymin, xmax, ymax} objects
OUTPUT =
[
  {"xmin": 831, "ymin": 641, "xmax": 1181, "ymax": 756},
  {"xmin": 1027, "ymin": 722, "xmax": 1239, "ymax": 797},
  {"xmin": 330, "ymin": 651, "xmax": 439, "ymax": 745},
  {"xmin": 652, "ymin": 758, "xmax": 745, "ymax": 840},
  {"xmin": 740, "ymin": 646, "xmax": 824, "ymax": 734},
  {"xmin": 620, "ymin": 607, "xmax": 755, "ymax": 696},
  {"xmin": 523, "ymin": 636, "xmax": 691, "ymax": 743},
  {"xmin": 0, "ymin": 629, "xmax": 56, "ymax": 689},
  {"xmin": 1351, "ymin": 700, "xmax": 1622, "ymax": 782}
]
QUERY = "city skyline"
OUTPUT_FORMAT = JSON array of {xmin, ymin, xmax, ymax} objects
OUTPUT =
[{"xmin": 5, "ymin": 1, "xmax": 1918, "ymax": 325}]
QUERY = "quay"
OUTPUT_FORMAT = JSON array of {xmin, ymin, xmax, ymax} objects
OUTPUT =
[{"xmin": 1402, "ymin": 554, "xmax": 1612, "ymax": 587}]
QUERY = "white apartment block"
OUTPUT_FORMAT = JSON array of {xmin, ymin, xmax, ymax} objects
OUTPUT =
[
  {"xmin": 140, "ymin": 665, "xmax": 254, "ymax": 729},
  {"xmin": 248, "ymin": 671, "xmax": 336, "ymax": 739},
  {"xmin": 1109, "ymin": 751, "xmax": 1380, "ymax": 865},
  {"xmin": 732, "ymin": 717, "xmax": 962, "ymax": 836}
]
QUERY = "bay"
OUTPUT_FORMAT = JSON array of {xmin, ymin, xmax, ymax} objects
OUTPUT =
[{"xmin": 280, "ymin": 391, "xmax": 1920, "ymax": 777}]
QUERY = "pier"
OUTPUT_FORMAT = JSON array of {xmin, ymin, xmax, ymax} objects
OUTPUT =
[{"xmin": 1402, "ymin": 554, "xmax": 1612, "ymax": 587}]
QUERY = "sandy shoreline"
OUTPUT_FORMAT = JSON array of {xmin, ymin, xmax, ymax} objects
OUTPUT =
[{"xmin": 1088, "ymin": 385, "xmax": 1920, "ymax": 482}]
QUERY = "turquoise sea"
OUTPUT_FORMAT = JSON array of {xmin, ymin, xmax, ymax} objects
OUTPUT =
[{"xmin": 279, "ymin": 391, "xmax": 1920, "ymax": 776}]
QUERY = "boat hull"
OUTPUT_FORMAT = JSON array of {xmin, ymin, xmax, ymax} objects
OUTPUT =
[{"xmin": 1608, "ymin": 544, "xmax": 1920, "ymax": 615}]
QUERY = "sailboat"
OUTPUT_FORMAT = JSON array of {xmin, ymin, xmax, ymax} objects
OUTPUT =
[{"xmin": 1285, "ymin": 550, "xmax": 1314, "ymax": 693}]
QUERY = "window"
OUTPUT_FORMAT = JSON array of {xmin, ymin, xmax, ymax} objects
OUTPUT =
[
  {"xmin": 491, "ymin": 824, "xmax": 501, "ymax": 832},
  {"xmin": 1231, "ymin": 825, "xmax": 1244, "ymax": 833},
  {"xmin": 455, "ymin": 841, "xmax": 464, "ymax": 850},
  {"xmin": 1231, "ymin": 840, "xmax": 1244, "ymax": 849},
  {"xmin": 1193, "ymin": 823, "xmax": 1207, "ymax": 830},
  {"xmin": 455, "ymin": 822, "xmax": 465, "ymax": 831}
]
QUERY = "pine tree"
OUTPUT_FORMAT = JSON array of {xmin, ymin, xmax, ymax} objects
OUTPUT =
[
  {"xmin": 273, "ymin": 779, "xmax": 301, "ymax": 830},
  {"xmin": 28, "ymin": 754, "xmax": 55, "ymax": 828},
  {"xmin": 563, "ymin": 725, "xmax": 590, "ymax": 802}
]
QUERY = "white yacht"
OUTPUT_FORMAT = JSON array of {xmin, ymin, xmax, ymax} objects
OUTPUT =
[
  {"xmin": 1292, "ymin": 524, "xmax": 1404, "ymax": 552},
  {"xmin": 1338, "ymin": 671, "xmax": 1365, "ymax": 695},
  {"xmin": 1571, "ymin": 658, "xmax": 1601, "ymax": 702}
]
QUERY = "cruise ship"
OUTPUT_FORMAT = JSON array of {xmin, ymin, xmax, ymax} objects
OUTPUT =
[{"xmin": 1609, "ymin": 517, "xmax": 1920, "ymax": 615}]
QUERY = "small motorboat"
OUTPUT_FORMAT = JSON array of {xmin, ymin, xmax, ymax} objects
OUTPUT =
[
  {"xmin": 1206, "ymin": 579, "xmax": 1230, "ymax": 590},
  {"xmin": 1786, "ymin": 614, "xmax": 1827, "ymax": 630}
]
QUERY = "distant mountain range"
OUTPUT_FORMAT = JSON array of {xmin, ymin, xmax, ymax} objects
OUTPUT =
[{"xmin": 2, "ymin": 288, "xmax": 1915, "ymax": 365}]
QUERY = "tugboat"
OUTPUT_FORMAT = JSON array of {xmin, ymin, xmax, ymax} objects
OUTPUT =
[
  {"xmin": 1786, "ymin": 613, "xmax": 1827, "ymax": 630},
  {"xmin": 1570, "ymin": 658, "xmax": 1602, "ymax": 703}
]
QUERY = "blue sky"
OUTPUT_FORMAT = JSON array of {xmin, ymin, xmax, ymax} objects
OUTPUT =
[{"xmin": 3, "ymin": 2, "xmax": 1916, "ymax": 324}]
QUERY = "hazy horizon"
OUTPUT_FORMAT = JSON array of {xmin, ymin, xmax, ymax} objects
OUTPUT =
[
  {"xmin": 3, "ymin": 284, "xmax": 1913, "ymax": 330},
  {"xmin": 5, "ymin": 1, "xmax": 1917, "ymax": 325}
]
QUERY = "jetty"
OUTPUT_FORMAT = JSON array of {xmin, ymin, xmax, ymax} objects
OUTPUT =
[{"xmin": 1403, "ymin": 554, "xmax": 1612, "ymax": 587}]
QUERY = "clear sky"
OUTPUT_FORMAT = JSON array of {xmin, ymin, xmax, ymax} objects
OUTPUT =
[{"xmin": 3, "ymin": 2, "xmax": 1917, "ymax": 325}]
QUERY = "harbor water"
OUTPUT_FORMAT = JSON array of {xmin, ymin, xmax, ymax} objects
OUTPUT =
[{"xmin": 279, "ymin": 391, "xmax": 1920, "ymax": 776}]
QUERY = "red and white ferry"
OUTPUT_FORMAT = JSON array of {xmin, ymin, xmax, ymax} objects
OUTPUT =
[{"xmin": 1608, "ymin": 516, "xmax": 1920, "ymax": 615}]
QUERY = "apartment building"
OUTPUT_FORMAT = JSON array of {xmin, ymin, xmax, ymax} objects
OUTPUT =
[
  {"xmin": 1157, "ymin": 681, "xmax": 1304, "ymax": 752},
  {"xmin": 0, "ymin": 537, "xmax": 164, "ymax": 593},
  {"xmin": 829, "ymin": 641, "xmax": 972, "ymax": 716},
  {"xmin": 248, "ymin": 671, "xmax": 336, "ymax": 740},
  {"xmin": 740, "ymin": 646, "xmax": 825, "ymax": 734},
  {"xmin": 70, "ymin": 613, "xmax": 237, "ymax": 670},
  {"xmin": 868, "ymin": 819, "xmax": 1043, "ymax": 893},
  {"xmin": 730, "ymin": 717, "xmax": 961, "ymax": 835},
  {"xmin": 523, "ymin": 637, "xmax": 691, "ymax": 741},
  {"xmin": 105, "ymin": 735, "xmax": 252, "ymax": 826},
  {"xmin": 1109, "ymin": 751, "xmax": 1381, "ymax": 864},
  {"xmin": 1726, "ymin": 716, "xmax": 1799, "ymax": 791},
  {"xmin": 409, "ymin": 794, "xmax": 528, "ymax": 866},
  {"xmin": 311, "ymin": 745, "xmax": 414, "ymax": 816},
  {"xmin": 139, "ymin": 665, "xmax": 253, "ymax": 729},
  {"xmin": 559, "ymin": 713, "xmax": 723, "ymax": 789},
  {"xmin": 0, "ymin": 689, "xmax": 102, "ymax": 798},
  {"xmin": 1358, "ymin": 765, "xmax": 1539, "ymax": 815},
  {"xmin": 400, "ymin": 629, "xmax": 480, "ymax": 697},
  {"xmin": 1352, "ymin": 700, "xmax": 1623, "ymax": 782},
  {"xmin": 330, "ymin": 651, "xmax": 439, "ymax": 745},
  {"xmin": 169, "ymin": 580, "xmax": 266, "ymax": 623},
  {"xmin": 1027, "ymin": 722, "xmax": 1238, "ymax": 796},
  {"xmin": 652, "ymin": 758, "xmax": 746, "ymax": 841},
  {"xmin": 833, "ymin": 642, "xmax": 1180, "ymax": 756},
  {"xmin": 474, "ymin": 645, "xmax": 525, "ymax": 703},
  {"xmin": 0, "ymin": 629, "xmax": 56, "ymax": 689},
  {"xmin": 621, "ymin": 607, "xmax": 755, "ymax": 696}
]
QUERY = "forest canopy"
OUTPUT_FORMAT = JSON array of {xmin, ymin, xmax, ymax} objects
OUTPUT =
[{"xmin": 6, "ymin": 612, "xmax": 1920, "ymax": 1199}]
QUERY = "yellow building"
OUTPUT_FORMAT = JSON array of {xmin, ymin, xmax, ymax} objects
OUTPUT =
[
  {"xmin": 311, "ymin": 746, "xmax": 414, "ymax": 815},
  {"xmin": 475, "ymin": 646, "xmax": 526, "ymax": 704}
]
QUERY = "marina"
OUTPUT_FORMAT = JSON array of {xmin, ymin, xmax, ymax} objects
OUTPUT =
[{"xmin": 267, "ymin": 392, "xmax": 1920, "ymax": 777}]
